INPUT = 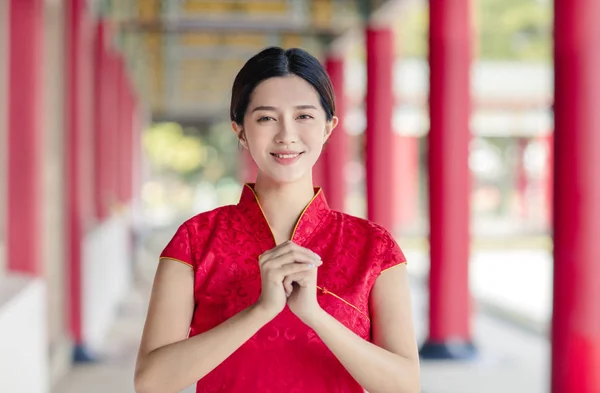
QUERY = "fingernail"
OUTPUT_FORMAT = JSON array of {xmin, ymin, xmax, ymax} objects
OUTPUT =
[{"xmin": 308, "ymin": 263, "xmax": 315, "ymax": 268}]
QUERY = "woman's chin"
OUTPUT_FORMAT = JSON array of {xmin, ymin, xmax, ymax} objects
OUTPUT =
[{"xmin": 258, "ymin": 168, "xmax": 311, "ymax": 185}]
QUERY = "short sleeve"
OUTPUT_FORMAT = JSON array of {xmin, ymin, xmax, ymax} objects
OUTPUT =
[
  {"xmin": 159, "ymin": 223, "xmax": 194, "ymax": 269},
  {"xmin": 380, "ymin": 233, "xmax": 407, "ymax": 274}
]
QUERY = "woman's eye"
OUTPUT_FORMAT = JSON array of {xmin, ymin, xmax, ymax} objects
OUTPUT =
[
  {"xmin": 258, "ymin": 116, "xmax": 274, "ymax": 122},
  {"xmin": 297, "ymin": 114, "xmax": 314, "ymax": 120}
]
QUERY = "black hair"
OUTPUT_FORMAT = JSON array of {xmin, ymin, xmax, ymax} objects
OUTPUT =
[{"xmin": 230, "ymin": 47, "xmax": 335, "ymax": 126}]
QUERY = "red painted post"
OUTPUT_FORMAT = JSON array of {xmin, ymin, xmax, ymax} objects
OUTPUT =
[
  {"xmin": 365, "ymin": 26, "xmax": 395, "ymax": 231},
  {"xmin": 324, "ymin": 56, "xmax": 348, "ymax": 212},
  {"xmin": 420, "ymin": 0, "xmax": 475, "ymax": 359},
  {"xmin": 7, "ymin": 0, "xmax": 43, "ymax": 275},
  {"xmin": 552, "ymin": 0, "xmax": 600, "ymax": 391},
  {"xmin": 93, "ymin": 22, "xmax": 110, "ymax": 220},
  {"xmin": 116, "ymin": 56, "xmax": 126, "ymax": 204},
  {"xmin": 65, "ymin": 0, "xmax": 98, "ymax": 361},
  {"xmin": 124, "ymin": 77, "xmax": 134, "ymax": 202},
  {"xmin": 106, "ymin": 50, "xmax": 119, "ymax": 212}
]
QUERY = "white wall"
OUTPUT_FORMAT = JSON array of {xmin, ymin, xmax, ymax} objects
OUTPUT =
[
  {"xmin": 82, "ymin": 213, "xmax": 133, "ymax": 354},
  {"xmin": 0, "ymin": 275, "xmax": 48, "ymax": 393}
]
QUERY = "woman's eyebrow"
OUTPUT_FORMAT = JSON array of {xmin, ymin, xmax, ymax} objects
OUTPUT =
[{"xmin": 251, "ymin": 104, "xmax": 318, "ymax": 113}]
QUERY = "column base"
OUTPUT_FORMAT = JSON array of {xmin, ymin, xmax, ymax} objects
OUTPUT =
[
  {"xmin": 419, "ymin": 339, "xmax": 477, "ymax": 360},
  {"xmin": 73, "ymin": 344, "xmax": 101, "ymax": 363}
]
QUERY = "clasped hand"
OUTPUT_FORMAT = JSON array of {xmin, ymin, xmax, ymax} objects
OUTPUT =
[{"xmin": 257, "ymin": 240, "xmax": 322, "ymax": 325}]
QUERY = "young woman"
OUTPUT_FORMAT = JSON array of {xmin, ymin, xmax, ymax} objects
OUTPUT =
[{"xmin": 134, "ymin": 47, "xmax": 420, "ymax": 393}]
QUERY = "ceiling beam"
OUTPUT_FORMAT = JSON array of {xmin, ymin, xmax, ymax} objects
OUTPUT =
[{"xmin": 118, "ymin": 18, "xmax": 348, "ymax": 36}]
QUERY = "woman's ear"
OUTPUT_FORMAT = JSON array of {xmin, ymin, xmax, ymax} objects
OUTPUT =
[
  {"xmin": 324, "ymin": 116, "xmax": 339, "ymax": 143},
  {"xmin": 232, "ymin": 121, "xmax": 248, "ymax": 149}
]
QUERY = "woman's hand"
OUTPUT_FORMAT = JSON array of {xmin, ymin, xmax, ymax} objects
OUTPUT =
[
  {"xmin": 285, "ymin": 250, "xmax": 323, "ymax": 326},
  {"xmin": 256, "ymin": 241, "xmax": 322, "ymax": 319}
]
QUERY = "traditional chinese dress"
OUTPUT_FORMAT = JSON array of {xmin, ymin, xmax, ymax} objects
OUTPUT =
[{"xmin": 160, "ymin": 184, "xmax": 407, "ymax": 392}]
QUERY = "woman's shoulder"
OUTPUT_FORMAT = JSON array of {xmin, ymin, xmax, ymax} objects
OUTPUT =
[
  {"xmin": 329, "ymin": 210, "xmax": 406, "ymax": 267},
  {"xmin": 178, "ymin": 204, "xmax": 237, "ymax": 231},
  {"xmin": 329, "ymin": 210, "xmax": 396, "ymax": 241}
]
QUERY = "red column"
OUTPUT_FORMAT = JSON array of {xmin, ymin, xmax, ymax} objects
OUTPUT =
[
  {"xmin": 107, "ymin": 51, "xmax": 120, "ymax": 212},
  {"xmin": 552, "ymin": 0, "xmax": 600, "ymax": 391},
  {"xmin": 93, "ymin": 22, "xmax": 108, "ymax": 219},
  {"xmin": 420, "ymin": 0, "xmax": 475, "ymax": 359},
  {"xmin": 123, "ymin": 77, "xmax": 134, "ymax": 202},
  {"xmin": 66, "ymin": 0, "xmax": 96, "ymax": 359},
  {"xmin": 93, "ymin": 23, "xmax": 119, "ymax": 219},
  {"xmin": 7, "ymin": 0, "xmax": 43, "ymax": 275},
  {"xmin": 323, "ymin": 56, "xmax": 348, "ymax": 212},
  {"xmin": 365, "ymin": 27, "xmax": 395, "ymax": 231},
  {"xmin": 116, "ymin": 57, "xmax": 127, "ymax": 204},
  {"xmin": 130, "ymin": 91, "xmax": 142, "ymax": 205}
]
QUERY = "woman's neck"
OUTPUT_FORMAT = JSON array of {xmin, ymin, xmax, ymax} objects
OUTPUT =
[{"xmin": 253, "ymin": 175, "xmax": 315, "ymax": 245}]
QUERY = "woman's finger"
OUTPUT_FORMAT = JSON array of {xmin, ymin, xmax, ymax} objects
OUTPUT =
[
  {"xmin": 258, "ymin": 240, "xmax": 294, "ymax": 265},
  {"xmin": 278, "ymin": 261, "xmax": 317, "ymax": 278},
  {"xmin": 263, "ymin": 249, "xmax": 321, "ymax": 269},
  {"xmin": 263, "ymin": 242, "xmax": 321, "ymax": 264}
]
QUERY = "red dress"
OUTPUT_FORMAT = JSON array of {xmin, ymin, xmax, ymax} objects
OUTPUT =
[{"xmin": 160, "ymin": 184, "xmax": 407, "ymax": 393}]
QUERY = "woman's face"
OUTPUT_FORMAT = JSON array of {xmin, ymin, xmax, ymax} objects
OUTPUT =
[{"xmin": 233, "ymin": 75, "xmax": 338, "ymax": 185}]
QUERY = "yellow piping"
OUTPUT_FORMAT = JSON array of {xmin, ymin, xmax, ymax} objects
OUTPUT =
[
  {"xmin": 291, "ymin": 187, "xmax": 322, "ymax": 240},
  {"xmin": 380, "ymin": 261, "xmax": 407, "ymax": 275},
  {"xmin": 245, "ymin": 183, "xmax": 322, "ymax": 244},
  {"xmin": 245, "ymin": 184, "xmax": 277, "ymax": 245},
  {"xmin": 317, "ymin": 285, "xmax": 370, "ymax": 321},
  {"xmin": 159, "ymin": 256, "xmax": 193, "ymax": 269}
]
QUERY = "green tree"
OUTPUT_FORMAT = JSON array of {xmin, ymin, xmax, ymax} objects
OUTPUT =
[
  {"xmin": 477, "ymin": 0, "xmax": 552, "ymax": 61},
  {"xmin": 397, "ymin": 0, "xmax": 552, "ymax": 62}
]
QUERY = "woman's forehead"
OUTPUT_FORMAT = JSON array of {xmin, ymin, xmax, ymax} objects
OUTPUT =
[{"xmin": 249, "ymin": 76, "xmax": 320, "ymax": 106}]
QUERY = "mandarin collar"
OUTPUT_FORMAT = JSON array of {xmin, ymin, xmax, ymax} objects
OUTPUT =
[{"xmin": 238, "ymin": 183, "xmax": 330, "ymax": 246}]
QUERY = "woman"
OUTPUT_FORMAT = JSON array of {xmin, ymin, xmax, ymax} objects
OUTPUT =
[{"xmin": 134, "ymin": 47, "xmax": 420, "ymax": 393}]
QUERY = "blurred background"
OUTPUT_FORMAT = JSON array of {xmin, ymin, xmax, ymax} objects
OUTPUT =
[{"xmin": 2, "ymin": 0, "xmax": 597, "ymax": 392}]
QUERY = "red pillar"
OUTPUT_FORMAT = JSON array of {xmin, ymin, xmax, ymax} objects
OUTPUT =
[
  {"xmin": 93, "ymin": 22, "xmax": 114, "ymax": 220},
  {"xmin": 130, "ymin": 90, "xmax": 142, "ymax": 205},
  {"xmin": 323, "ymin": 56, "xmax": 348, "ymax": 212},
  {"xmin": 7, "ymin": 0, "xmax": 43, "ymax": 275},
  {"xmin": 93, "ymin": 22, "xmax": 106, "ymax": 219},
  {"xmin": 123, "ymin": 77, "xmax": 134, "ymax": 202},
  {"xmin": 65, "ymin": 0, "xmax": 96, "ymax": 359},
  {"xmin": 420, "ymin": 0, "xmax": 475, "ymax": 359},
  {"xmin": 365, "ymin": 27, "xmax": 395, "ymax": 231},
  {"xmin": 107, "ymin": 51, "xmax": 120, "ymax": 212},
  {"xmin": 116, "ymin": 57, "xmax": 127, "ymax": 204},
  {"xmin": 552, "ymin": 0, "xmax": 600, "ymax": 391}
]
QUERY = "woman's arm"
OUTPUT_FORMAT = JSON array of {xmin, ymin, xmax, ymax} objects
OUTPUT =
[
  {"xmin": 307, "ymin": 263, "xmax": 420, "ymax": 393},
  {"xmin": 133, "ymin": 259, "xmax": 274, "ymax": 393}
]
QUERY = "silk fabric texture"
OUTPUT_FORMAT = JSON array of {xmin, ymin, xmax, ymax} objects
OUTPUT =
[{"xmin": 160, "ymin": 184, "xmax": 407, "ymax": 392}]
